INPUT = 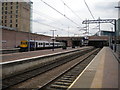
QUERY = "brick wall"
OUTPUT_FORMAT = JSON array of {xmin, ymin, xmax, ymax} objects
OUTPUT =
[{"xmin": 2, "ymin": 29, "xmax": 52, "ymax": 49}]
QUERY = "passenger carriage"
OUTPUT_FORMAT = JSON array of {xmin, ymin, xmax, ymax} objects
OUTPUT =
[{"xmin": 19, "ymin": 40, "xmax": 63, "ymax": 51}]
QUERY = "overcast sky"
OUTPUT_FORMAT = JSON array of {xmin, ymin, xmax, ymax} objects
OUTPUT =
[{"xmin": 31, "ymin": 0, "xmax": 119, "ymax": 37}]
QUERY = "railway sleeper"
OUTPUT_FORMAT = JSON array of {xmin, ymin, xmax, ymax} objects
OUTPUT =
[
  {"xmin": 49, "ymin": 84, "xmax": 68, "ymax": 89},
  {"xmin": 62, "ymin": 75, "xmax": 75, "ymax": 78},
  {"xmin": 60, "ymin": 78, "xmax": 74, "ymax": 81},
  {"xmin": 42, "ymin": 49, "xmax": 100, "ymax": 90},
  {"xmin": 53, "ymin": 82, "xmax": 71, "ymax": 86},
  {"xmin": 57, "ymin": 80, "xmax": 73, "ymax": 83}
]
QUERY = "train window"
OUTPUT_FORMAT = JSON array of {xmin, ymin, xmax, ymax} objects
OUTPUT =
[
  {"xmin": 30, "ymin": 42, "xmax": 35, "ymax": 45},
  {"xmin": 39, "ymin": 43, "xmax": 40, "ymax": 45},
  {"xmin": 41, "ymin": 43, "xmax": 43, "ymax": 45},
  {"xmin": 46, "ymin": 43, "xmax": 49, "ymax": 45},
  {"xmin": 21, "ymin": 42, "xmax": 27, "ymax": 44}
]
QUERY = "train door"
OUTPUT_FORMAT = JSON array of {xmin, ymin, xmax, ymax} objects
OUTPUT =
[
  {"xmin": 43, "ymin": 42, "xmax": 45, "ymax": 47},
  {"xmin": 30, "ymin": 42, "xmax": 35, "ymax": 50},
  {"xmin": 35, "ymin": 42, "xmax": 37, "ymax": 49}
]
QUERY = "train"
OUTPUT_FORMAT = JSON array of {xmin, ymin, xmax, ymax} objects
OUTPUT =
[{"xmin": 19, "ymin": 40, "xmax": 64, "ymax": 52}]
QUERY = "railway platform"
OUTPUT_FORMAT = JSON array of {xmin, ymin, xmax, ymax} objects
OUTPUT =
[
  {"xmin": 68, "ymin": 47, "xmax": 119, "ymax": 89},
  {"xmin": 1, "ymin": 46, "xmax": 90, "ymax": 62},
  {"xmin": 0, "ymin": 48, "xmax": 20, "ymax": 54}
]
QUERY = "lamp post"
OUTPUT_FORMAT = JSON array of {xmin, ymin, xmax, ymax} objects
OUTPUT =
[
  {"xmin": 114, "ymin": 5, "xmax": 120, "ymax": 52},
  {"xmin": 68, "ymin": 26, "xmax": 69, "ymax": 37},
  {"xmin": 114, "ymin": 19, "xmax": 117, "ymax": 52},
  {"xmin": 50, "ymin": 30, "xmax": 56, "ymax": 51},
  {"xmin": 28, "ymin": 1, "xmax": 33, "ymax": 52},
  {"xmin": 28, "ymin": 30, "xmax": 30, "ymax": 51}
]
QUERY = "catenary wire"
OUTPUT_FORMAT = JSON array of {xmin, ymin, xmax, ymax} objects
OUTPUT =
[
  {"xmin": 40, "ymin": 0, "xmax": 81, "ymax": 27},
  {"xmin": 84, "ymin": 0, "xmax": 95, "ymax": 19},
  {"xmin": 60, "ymin": 0, "xmax": 83, "ymax": 21}
]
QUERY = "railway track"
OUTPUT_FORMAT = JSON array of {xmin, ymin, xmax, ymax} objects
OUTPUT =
[
  {"xmin": 2, "ymin": 47, "xmax": 99, "ymax": 89},
  {"xmin": 39, "ymin": 48, "xmax": 100, "ymax": 90},
  {"xmin": 0, "ymin": 48, "xmax": 20, "ymax": 54}
]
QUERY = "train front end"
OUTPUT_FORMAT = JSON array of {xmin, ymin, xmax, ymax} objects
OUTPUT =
[{"xmin": 19, "ymin": 40, "xmax": 28, "ymax": 52}]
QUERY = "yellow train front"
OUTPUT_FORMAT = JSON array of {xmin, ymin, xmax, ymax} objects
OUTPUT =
[
  {"xmin": 19, "ymin": 40, "xmax": 35, "ymax": 52},
  {"xmin": 19, "ymin": 40, "xmax": 28, "ymax": 52}
]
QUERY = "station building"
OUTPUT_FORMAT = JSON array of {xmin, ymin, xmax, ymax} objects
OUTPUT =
[
  {"xmin": 1, "ymin": 1, "xmax": 32, "ymax": 32},
  {"xmin": 1, "ymin": 1, "xmax": 34, "ymax": 49}
]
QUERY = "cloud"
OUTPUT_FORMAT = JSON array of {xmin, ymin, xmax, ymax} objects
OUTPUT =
[
  {"xmin": 94, "ymin": 2, "xmax": 117, "ymax": 11},
  {"xmin": 93, "ymin": 1, "xmax": 118, "ymax": 18},
  {"xmin": 31, "ymin": 0, "xmax": 119, "ymax": 36}
]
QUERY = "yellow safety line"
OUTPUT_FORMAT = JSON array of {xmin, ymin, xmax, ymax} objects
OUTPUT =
[{"xmin": 67, "ymin": 49, "xmax": 101, "ymax": 89}]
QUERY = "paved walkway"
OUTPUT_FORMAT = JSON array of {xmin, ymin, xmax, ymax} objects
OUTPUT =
[
  {"xmin": 69, "ymin": 47, "xmax": 119, "ymax": 89},
  {"xmin": 1, "ymin": 47, "xmax": 88, "ymax": 62}
]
